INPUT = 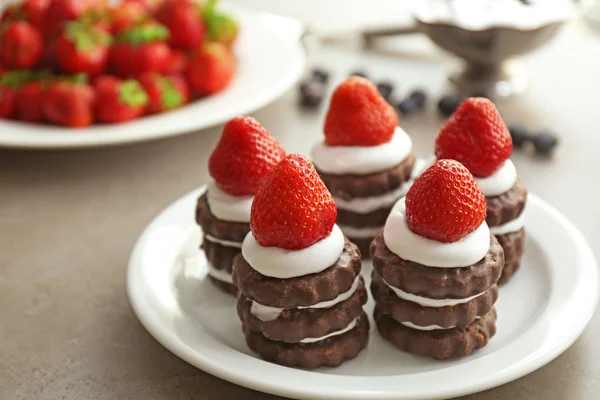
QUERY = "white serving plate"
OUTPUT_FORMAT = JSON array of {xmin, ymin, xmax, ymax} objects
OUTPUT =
[
  {"xmin": 0, "ymin": 4, "xmax": 305, "ymax": 149},
  {"xmin": 127, "ymin": 186, "xmax": 598, "ymax": 400}
]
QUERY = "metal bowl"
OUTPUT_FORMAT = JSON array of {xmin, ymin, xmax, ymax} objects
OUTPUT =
[{"xmin": 415, "ymin": 19, "xmax": 565, "ymax": 97}]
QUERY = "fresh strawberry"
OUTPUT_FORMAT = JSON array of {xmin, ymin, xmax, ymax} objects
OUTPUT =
[
  {"xmin": 15, "ymin": 81, "xmax": 47, "ymax": 122},
  {"xmin": 43, "ymin": 80, "xmax": 95, "ymax": 127},
  {"xmin": 0, "ymin": 21, "xmax": 43, "ymax": 69},
  {"xmin": 1, "ymin": 0, "xmax": 50, "ymax": 28},
  {"xmin": 435, "ymin": 98, "xmax": 513, "ymax": 178},
  {"xmin": 185, "ymin": 41, "xmax": 234, "ymax": 96},
  {"xmin": 45, "ymin": 0, "xmax": 107, "ymax": 35},
  {"xmin": 78, "ymin": 7, "xmax": 112, "ymax": 33},
  {"xmin": 93, "ymin": 76, "xmax": 148, "ymax": 123},
  {"xmin": 405, "ymin": 159, "xmax": 487, "ymax": 243},
  {"xmin": 55, "ymin": 22, "xmax": 111, "ymax": 75},
  {"xmin": 110, "ymin": 1, "xmax": 148, "ymax": 35},
  {"xmin": 203, "ymin": 0, "xmax": 238, "ymax": 47},
  {"xmin": 0, "ymin": 86, "xmax": 18, "ymax": 119},
  {"xmin": 124, "ymin": 0, "xmax": 165, "ymax": 14},
  {"xmin": 250, "ymin": 153, "xmax": 337, "ymax": 250},
  {"xmin": 324, "ymin": 76, "xmax": 397, "ymax": 147},
  {"xmin": 155, "ymin": 0, "xmax": 205, "ymax": 49},
  {"xmin": 208, "ymin": 116, "xmax": 286, "ymax": 196},
  {"xmin": 110, "ymin": 21, "xmax": 171, "ymax": 77},
  {"xmin": 164, "ymin": 49, "xmax": 188, "ymax": 74},
  {"xmin": 137, "ymin": 72, "xmax": 189, "ymax": 114}
]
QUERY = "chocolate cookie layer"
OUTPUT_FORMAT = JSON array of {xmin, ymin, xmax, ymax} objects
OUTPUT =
[
  {"xmin": 318, "ymin": 153, "xmax": 416, "ymax": 199},
  {"xmin": 196, "ymin": 194, "xmax": 250, "ymax": 243},
  {"xmin": 233, "ymin": 237, "xmax": 362, "ymax": 308},
  {"xmin": 346, "ymin": 236, "xmax": 372, "ymax": 259},
  {"xmin": 243, "ymin": 312, "xmax": 370, "ymax": 369},
  {"xmin": 497, "ymin": 228, "xmax": 526, "ymax": 284},
  {"xmin": 208, "ymin": 276, "xmax": 237, "ymax": 295},
  {"xmin": 337, "ymin": 206, "xmax": 392, "ymax": 228},
  {"xmin": 371, "ymin": 230, "xmax": 504, "ymax": 298},
  {"xmin": 486, "ymin": 182, "xmax": 527, "ymax": 227},
  {"xmin": 202, "ymin": 238, "xmax": 239, "ymax": 274},
  {"xmin": 375, "ymin": 307, "xmax": 497, "ymax": 360},
  {"xmin": 238, "ymin": 278, "xmax": 367, "ymax": 343},
  {"xmin": 371, "ymin": 272, "xmax": 498, "ymax": 329}
]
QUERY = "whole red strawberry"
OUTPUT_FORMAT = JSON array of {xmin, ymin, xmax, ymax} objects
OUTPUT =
[
  {"xmin": 209, "ymin": 116, "xmax": 286, "ymax": 196},
  {"xmin": 137, "ymin": 72, "xmax": 190, "ymax": 114},
  {"xmin": 164, "ymin": 49, "xmax": 188, "ymax": 74},
  {"xmin": 405, "ymin": 159, "xmax": 487, "ymax": 243},
  {"xmin": 15, "ymin": 81, "xmax": 47, "ymax": 122},
  {"xmin": 435, "ymin": 98, "xmax": 513, "ymax": 178},
  {"xmin": 324, "ymin": 76, "xmax": 398, "ymax": 147},
  {"xmin": 250, "ymin": 154, "xmax": 338, "ymax": 250},
  {"xmin": 43, "ymin": 80, "xmax": 95, "ymax": 127},
  {"xmin": 185, "ymin": 41, "xmax": 235, "ymax": 96},
  {"xmin": 110, "ymin": 2, "xmax": 148, "ymax": 35},
  {"xmin": 93, "ymin": 76, "xmax": 149, "ymax": 123},
  {"xmin": 155, "ymin": 0, "xmax": 205, "ymax": 49},
  {"xmin": 110, "ymin": 21, "xmax": 171, "ymax": 77},
  {"xmin": 45, "ymin": 0, "xmax": 107, "ymax": 35},
  {"xmin": 55, "ymin": 22, "xmax": 111, "ymax": 75},
  {"xmin": 0, "ymin": 21, "xmax": 43, "ymax": 69},
  {"xmin": 1, "ymin": 0, "xmax": 50, "ymax": 28}
]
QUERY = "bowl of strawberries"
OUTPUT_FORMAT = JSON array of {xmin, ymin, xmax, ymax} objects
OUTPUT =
[{"xmin": 0, "ymin": 0, "xmax": 305, "ymax": 148}]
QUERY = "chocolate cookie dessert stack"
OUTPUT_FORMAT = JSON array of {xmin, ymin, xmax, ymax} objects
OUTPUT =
[
  {"xmin": 371, "ymin": 160, "xmax": 504, "ymax": 360},
  {"xmin": 435, "ymin": 98, "xmax": 527, "ymax": 283},
  {"xmin": 311, "ymin": 76, "xmax": 416, "ymax": 257},
  {"xmin": 233, "ymin": 154, "xmax": 369, "ymax": 368},
  {"xmin": 196, "ymin": 116, "xmax": 286, "ymax": 294}
]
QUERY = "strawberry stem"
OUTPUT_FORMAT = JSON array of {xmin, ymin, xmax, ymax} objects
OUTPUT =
[
  {"xmin": 116, "ymin": 24, "xmax": 169, "ymax": 46},
  {"xmin": 158, "ymin": 77, "xmax": 183, "ymax": 110},
  {"xmin": 119, "ymin": 80, "xmax": 149, "ymax": 107},
  {"xmin": 65, "ymin": 21, "xmax": 111, "ymax": 53}
]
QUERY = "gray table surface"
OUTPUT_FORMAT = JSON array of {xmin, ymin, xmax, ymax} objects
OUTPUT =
[{"xmin": 1, "ymin": 21, "xmax": 600, "ymax": 400}]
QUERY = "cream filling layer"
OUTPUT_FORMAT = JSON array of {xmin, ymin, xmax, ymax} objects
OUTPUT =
[
  {"xmin": 207, "ymin": 264, "xmax": 233, "ymax": 284},
  {"xmin": 204, "ymin": 234, "xmax": 243, "ymax": 249},
  {"xmin": 300, "ymin": 317, "xmax": 359, "ymax": 343},
  {"xmin": 250, "ymin": 276, "xmax": 361, "ymax": 322},
  {"xmin": 489, "ymin": 211, "xmax": 526, "ymax": 236},
  {"xmin": 383, "ymin": 277, "xmax": 486, "ymax": 307}
]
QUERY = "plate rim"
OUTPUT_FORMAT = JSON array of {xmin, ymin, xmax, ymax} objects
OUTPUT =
[
  {"xmin": 0, "ymin": 4, "xmax": 306, "ymax": 150},
  {"xmin": 127, "ymin": 188, "xmax": 599, "ymax": 400}
]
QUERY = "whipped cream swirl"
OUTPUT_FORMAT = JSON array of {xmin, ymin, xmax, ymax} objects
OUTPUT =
[
  {"xmin": 242, "ymin": 224, "xmax": 345, "ymax": 279},
  {"xmin": 383, "ymin": 198, "xmax": 490, "ymax": 268},
  {"xmin": 206, "ymin": 181, "xmax": 253, "ymax": 223},
  {"xmin": 311, "ymin": 127, "xmax": 413, "ymax": 175},
  {"xmin": 475, "ymin": 160, "xmax": 517, "ymax": 197}
]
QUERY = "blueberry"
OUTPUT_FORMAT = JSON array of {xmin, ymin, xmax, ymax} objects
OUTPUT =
[
  {"xmin": 533, "ymin": 132, "xmax": 559, "ymax": 155},
  {"xmin": 299, "ymin": 81, "xmax": 324, "ymax": 108},
  {"xmin": 508, "ymin": 124, "xmax": 530, "ymax": 148},
  {"xmin": 409, "ymin": 89, "xmax": 427, "ymax": 108},
  {"xmin": 350, "ymin": 70, "xmax": 367, "ymax": 79},
  {"xmin": 396, "ymin": 97, "xmax": 420, "ymax": 115},
  {"xmin": 377, "ymin": 82, "xmax": 394, "ymax": 100},
  {"xmin": 438, "ymin": 94, "xmax": 462, "ymax": 117},
  {"xmin": 311, "ymin": 68, "xmax": 329, "ymax": 84}
]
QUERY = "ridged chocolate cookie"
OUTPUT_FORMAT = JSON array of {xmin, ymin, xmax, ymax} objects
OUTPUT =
[
  {"xmin": 202, "ymin": 237, "xmax": 239, "ymax": 273},
  {"xmin": 347, "ymin": 236, "xmax": 372, "ymax": 260},
  {"xmin": 237, "ymin": 278, "xmax": 367, "ymax": 343},
  {"xmin": 486, "ymin": 182, "xmax": 527, "ymax": 227},
  {"xmin": 375, "ymin": 307, "xmax": 497, "ymax": 360},
  {"xmin": 371, "ymin": 272, "xmax": 498, "ymax": 329},
  {"xmin": 371, "ymin": 230, "xmax": 504, "ymax": 298},
  {"xmin": 496, "ymin": 228, "xmax": 526, "ymax": 284},
  {"xmin": 233, "ymin": 237, "xmax": 362, "ymax": 308},
  {"xmin": 208, "ymin": 276, "xmax": 237, "ymax": 295},
  {"xmin": 337, "ymin": 205, "xmax": 395, "ymax": 228},
  {"xmin": 317, "ymin": 154, "xmax": 416, "ymax": 199},
  {"xmin": 196, "ymin": 194, "xmax": 250, "ymax": 243},
  {"xmin": 243, "ymin": 312, "xmax": 370, "ymax": 369}
]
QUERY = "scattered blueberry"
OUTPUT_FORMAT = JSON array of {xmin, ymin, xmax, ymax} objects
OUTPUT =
[
  {"xmin": 377, "ymin": 82, "xmax": 394, "ymax": 100},
  {"xmin": 438, "ymin": 94, "xmax": 463, "ymax": 117},
  {"xmin": 311, "ymin": 68, "xmax": 329, "ymax": 84},
  {"xmin": 508, "ymin": 124, "xmax": 530, "ymax": 148},
  {"xmin": 409, "ymin": 89, "xmax": 427, "ymax": 108},
  {"xmin": 396, "ymin": 97, "xmax": 420, "ymax": 115},
  {"xmin": 533, "ymin": 132, "xmax": 559, "ymax": 155},
  {"xmin": 350, "ymin": 70, "xmax": 368, "ymax": 79},
  {"xmin": 299, "ymin": 81, "xmax": 324, "ymax": 108}
]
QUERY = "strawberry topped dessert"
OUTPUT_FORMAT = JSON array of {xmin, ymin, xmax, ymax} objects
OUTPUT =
[
  {"xmin": 311, "ymin": 76, "xmax": 416, "ymax": 257},
  {"xmin": 195, "ymin": 116, "xmax": 286, "ymax": 295},
  {"xmin": 436, "ymin": 98, "xmax": 527, "ymax": 283},
  {"xmin": 233, "ymin": 154, "xmax": 369, "ymax": 369},
  {"xmin": 371, "ymin": 159, "xmax": 504, "ymax": 359}
]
